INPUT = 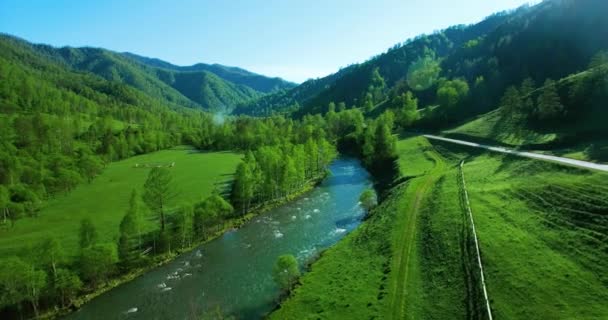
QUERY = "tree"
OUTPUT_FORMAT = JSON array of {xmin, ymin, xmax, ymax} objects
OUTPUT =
[
  {"xmin": 174, "ymin": 205, "xmax": 194, "ymax": 249},
  {"xmin": 79, "ymin": 218, "xmax": 98, "ymax": 249},
  {"xmin": 536, "ymin": 79, "xmax": 564, "ymax": 120},
  {"xmin": 0, "ymin": 185, "xmax": 9, "ymax": 225},
  {"xmin": 359, "ymin": 189, "xmax": 377, "ymax": 213},
  {"xmin": 143, "ymin": 167, "xmax": 174, "ymax": 231},
  {"xmin": 0, "ymin": 257, "xmax": 46, "ymax": 317},
  {"xmin": 117, "ymin": 207, "xmax": 138, "ymax": 268},
  {"xmin": 233, "ymin": 161, "xmax": 255, "ymax": 214},
  {"xmin": 499, "ymin": 86, "xmax": 522, "ymax": 116},
  {"xmin": 437, "ymin": 78, "xmax": 469, "ymax": 109},
  {"xmin": 374, "ymin": 123, "xmax": 397, "ymax": 162},
  {"xmin": 35, "ymin": 237, "xmax": 65, "ymax": 280},
  {"xmin": 272, "ymin": 254, "xmax": 300, "ymax": 292},
  {"xmin": 520, "ymin": 77, "xmax": 536, "ymax": 115},
  {"xmin": 54, "ymin": 268, "xmax": 82, "ymax": 307},
  {"xmin": 80, "ymin": 243, "xmax": 118, "ymax": 288},
  {"xmin": 395, "ymin": 91, "xmax": 419, "ymax": 127}
]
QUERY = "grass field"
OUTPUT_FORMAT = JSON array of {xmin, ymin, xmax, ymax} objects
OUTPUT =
[
  {"xmin": 271, "ymin": 134, "xmax": 608, "ymax": 319},
  {"xmin": 431, "ymin": 140, "xmax": 608, "ymax": 319},
  {"xmin": 0, "ymin": 146, "xmax": 241, "ymax": 259}
]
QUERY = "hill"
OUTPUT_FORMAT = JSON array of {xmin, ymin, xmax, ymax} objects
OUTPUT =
[
  {"xmin": 123, "ymin": 52, "xmax": 296, "ymax": 93},
  {"xmin": 0, "ymin": 34, "xmax": 294, "ymax": 111},
  {"xmin": 238, "ymin": 0, "xmax": 608, "ymax": 123},
  {"xmin": 444, "ymin": 62, "xmax": 608, "ymax": 163}
]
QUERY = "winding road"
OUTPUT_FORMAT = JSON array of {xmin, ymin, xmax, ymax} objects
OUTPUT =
[{"xmin": 424, "ymin": 135, "xmax": 608, "ymax": 173}]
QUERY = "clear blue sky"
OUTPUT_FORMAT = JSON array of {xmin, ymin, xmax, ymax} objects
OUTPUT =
[{"xmin": 0, "ymin": 0, "xmax": 537, "ymax": 83}]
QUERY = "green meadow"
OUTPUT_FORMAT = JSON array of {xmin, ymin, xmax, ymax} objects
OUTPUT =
[
  {"xmin": 432, "ymin": 140, "xmax": 608, "ymax": 319},
  {"xmin": 271, "ymin": 135, "xmax": 608, "ymax": 319},
  {"xmin": 0, "ymin": 147, "xmax": 241, "ymax": 258}
]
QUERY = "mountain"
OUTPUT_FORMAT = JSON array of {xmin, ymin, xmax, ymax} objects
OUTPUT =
[
  {"xmin": 0, "ymin": 34, "xmax": 295, "ymax": 111},
  {"xmin": 236, "ymin": 0, "xmax": 608, "ymax": 120},
  {"xmin": 123, "ymin": 52, "xmax": 296, "ymax": 93}
]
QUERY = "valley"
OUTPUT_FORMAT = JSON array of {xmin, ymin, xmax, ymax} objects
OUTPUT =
[{"xmin": 1, "ymin": 0, "xmax": 607, "ymax": 319}]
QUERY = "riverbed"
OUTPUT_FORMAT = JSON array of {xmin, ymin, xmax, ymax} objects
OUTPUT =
[{"xmin": 65, "ymin": 157, "xmax": 372, "ymax": 320}]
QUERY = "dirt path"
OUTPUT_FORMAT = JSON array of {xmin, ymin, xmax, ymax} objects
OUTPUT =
[
  {"xmin": 389, "ymin": 148, "xmax": 446, "ymax": 319},
  {"xmin": 424, "ymin": 135, "xmax": 608, "ymax": 172}
]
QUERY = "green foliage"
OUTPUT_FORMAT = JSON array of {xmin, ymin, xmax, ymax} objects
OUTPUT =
[
  {"xmin": 54, "ymin": 268, "xmax": 82, "ymax": 307},
  {"xmin": 359, "ymin": 188, "xmax": 377, "ymax": 212},
  {"xmin": 0, "ymin": 256, "xmax": 47, "ymax": 316},
  {"xmin": 436, "ymin": 78, "xmax": 469, "ymax": 108},
  {"xmin": 272, "ymin": 254, "xmax": 300, "ymax": 292},
  {"xmin": 78, "ymin": 218, "xmax": 98, "ymax": 250},
  {"xmin": 536, "ymin": 79, "xmax": 564, "ymax": 120},
  {"xmin": 143, "ymin": 167, "xmax": 175, "ymax": 231},
  {"xmin": 79, "ymin": 243, "xmax": 118, "ymax": 288},
  {"xmin": 407, "ymin": 56, "xmax": 442, "ymax": 91}
]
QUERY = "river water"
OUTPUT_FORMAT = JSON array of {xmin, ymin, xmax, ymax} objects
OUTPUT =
[{"xmin": 65, "ymin": 158, "xmax": 371, "ymax": 320}]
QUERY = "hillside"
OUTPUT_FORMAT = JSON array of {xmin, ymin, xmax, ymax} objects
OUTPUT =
[
  {"xmin": 123, "ymin": 52, "xmax": 296, "ymax": 93},
  {"xmin": 0, "ymin": 34, "xmax": 293, "ymax": 111},
  {"xmin": 444, "ymin": 62, "xmax": 608, "ymax": 163},
  {"xmin": 238, "ymin": 0, "xmax": 608, "ymax": 123}
]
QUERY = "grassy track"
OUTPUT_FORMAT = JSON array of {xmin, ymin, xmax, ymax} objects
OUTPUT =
[
  {"xmin": 0, "ymin": 147, "xmax": 241, "ymax": 259},
  {"xmin": 388, "ymin": 147, "xmax": 446, "ymax": 319},
  {"xmin": 269, "ymin": 136, "xmax": 437, "ymax": 320}
]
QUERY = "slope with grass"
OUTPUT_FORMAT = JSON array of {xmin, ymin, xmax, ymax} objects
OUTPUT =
[
  {"xmin": 430, "ymin": 139, "xmax": 608, "ymax": 319},
  {"xmin": 269, "ymin": 136, "xmax": 443, "ymax": 319},
  {"xmin": 0, "ymin": 147, "xmax": 241, "ymax": 258},
  {"xmin": 443, "ymin": 64, "xmax": 608, "ymax": 163}
]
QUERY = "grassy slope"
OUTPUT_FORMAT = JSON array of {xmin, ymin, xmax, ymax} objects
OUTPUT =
[
  {"xmin": 0, "ymin": 147, "xmax": 241, "ymax": 258},
  {"xmin": 269, "ymin": 136, "xmax": 438, "ymax": 319},
  {"xmin": 271, "ymin": 135, "xmax": 608, "ymax": 319},
  {"xmin": 431, "ymin": 140, "xmax": 608, "ymax": 319}
]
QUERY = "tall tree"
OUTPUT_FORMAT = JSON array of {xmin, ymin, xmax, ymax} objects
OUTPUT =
[
  {"xmin": 80, "ymin": 243, "xmax": 118, "ymax": 288},
  {"xmin": 35, "ymin": 237, "xmax": 65, "ymax": 280},
  {"xmin": 78, "ymin": 218, "xmax": 98, "ymax": 249},
  {"xmin": 536, "ymin": 79, "xmax": 564, "ymax": 120},
  {"xmin": 143, "ymin": 167, "xmax": 174, "ymax": 231}
]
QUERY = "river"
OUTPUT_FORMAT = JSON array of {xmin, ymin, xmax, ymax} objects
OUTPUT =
[{"xmin": 65, "ymin": 157, "xmax": 372, "ymax": 320}]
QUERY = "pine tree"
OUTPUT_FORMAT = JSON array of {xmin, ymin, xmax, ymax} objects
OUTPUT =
[{"xmin": 536, "ymin": 79, "xmax": 564, "ymax": 120}]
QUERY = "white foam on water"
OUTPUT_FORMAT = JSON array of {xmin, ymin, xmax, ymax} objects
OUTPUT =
[
  {"xmin": 291, "ymin": 215, "xmax": 297, "ymax": 220},
  {"xmin": 305, "ymin": 214, "xmax": 311, "ymax": 220},
  {"xmin": 313, "ymin": 209, "xmax": 320, "ymax": 213},
  {"xmin": 183, "ymin": 273, "xmax": 192, "ymax": 277},
  {"xmin": 157, "ymin": 282, "xmax": 167, "ymax": 289},
  {"xmin": 274, "ymin": 230, "xmax": 284, "ymax": 238},
  {"xmin": 330, "ymin": 228, "xmax": 347, "ymax": 236},
  {"xmin": 162, "ymin": 287, "xmax": 172, "ymax": 292}
]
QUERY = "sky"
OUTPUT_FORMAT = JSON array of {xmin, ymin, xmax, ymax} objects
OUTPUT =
[{"xmin": 0, "ymin": 0, "xmax": 539, "ymax": 83}]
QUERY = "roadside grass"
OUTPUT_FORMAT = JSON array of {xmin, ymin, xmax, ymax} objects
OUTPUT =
[
  {"xmin": 432, "ymin": 140, "xmax": 608, "ymax": 319},
  {"xmin": 443, "ymin": 109, "xmax": 608, "ymax": 163},
  {"xmin": 269, "ymin": 135, "xmax": 437, "ymax": 319},
  {"xmin": 0, "ymin": 147, "xmax": 241, "ymax": 259}
]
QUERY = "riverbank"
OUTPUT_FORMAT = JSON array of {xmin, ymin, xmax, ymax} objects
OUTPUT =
[{"xmin": 42, "ymin": 176, "xmax": 326, "ymax": 320}]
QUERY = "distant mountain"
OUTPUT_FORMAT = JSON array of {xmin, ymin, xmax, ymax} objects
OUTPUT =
[
  {"xmin": 0, "ymin": 34, "xmax": 295, "ymax": 111},
  {"xmin": 123, "ymin": 52, "xmax": 296, "ymax": 93}
]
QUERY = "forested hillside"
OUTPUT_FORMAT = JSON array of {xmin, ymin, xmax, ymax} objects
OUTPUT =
[
  {"xmin": 238, "ymin": 0, "xmax": 608, "ymax": 128},
  {"xmin": 0, "ymin": 34, "xmax": 294, "ymax": 111}
]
